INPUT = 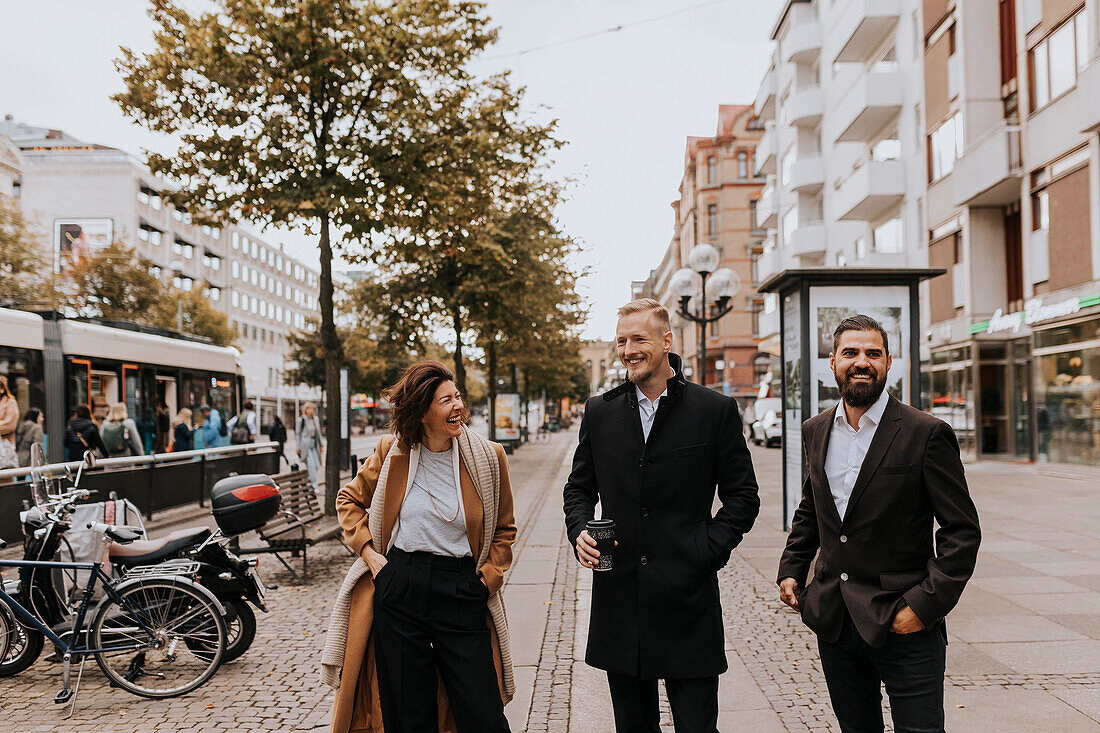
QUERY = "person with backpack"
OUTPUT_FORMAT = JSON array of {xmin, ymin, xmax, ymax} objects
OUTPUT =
[
  {"xmin": 64, "ymin": 404, "xmax": 109, "ymax": 461},
  {"xmin": 227, "ymin": 400, "xmax": 258, "ymax": 445},
  {"xmin": 100, "ymin": 403, "xmax": 145, "ymax": 458},
  {"xmin": 199, "ymin": 404, "xmax": 224, "ymax": 448}
]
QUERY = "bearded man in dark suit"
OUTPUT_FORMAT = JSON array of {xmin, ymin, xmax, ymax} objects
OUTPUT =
[
  {"xmin": 778, "ymin": 314, "xmax": 981, "ymax": 733},
  {"xmin": 564, "ymin": 298, "xmax": 760, "ymax": 733}
]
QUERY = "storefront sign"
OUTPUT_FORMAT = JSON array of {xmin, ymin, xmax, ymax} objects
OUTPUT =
[{"xmin": 975, "ymin": 296, "xmax": 1091, "ymax": 335}]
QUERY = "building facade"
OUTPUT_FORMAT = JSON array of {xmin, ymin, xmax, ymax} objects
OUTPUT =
[
  {"xmin": 750, "ymin": 0, "xmax": 1100, "ymax": 468},
  {"xmin": 641, "ymin": 105, "xmax": 766, "ymax": 400},
  {"xmin": 921, "ymin": 0, "xmax": 1100, "ymax": 467},
  {"xmin": 5, "ymin": 120, "xmax": 322, "ymax": 430}
]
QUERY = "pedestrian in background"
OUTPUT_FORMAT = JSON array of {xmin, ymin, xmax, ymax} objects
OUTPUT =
[
  {"xmin": 64, "ymin": 404, "xmax": 109, "ymax": 461},
  {"xmin": 324, "ymin": 360, "xmax": 515, "ymax": 733},
  {"xmin": 228, "ymin": 399, "xmax": 258, "ymax": 444},
  {"xmin": 296, "ymin": 402, "xmax": 323, "ymax": 489},
  {"xmin": 778, "ymin": 314, "xmax": 981, "ymax": 733},
  {"xmin": 171, "ymin": 408, "xmax": 194, "ymax": 452},
  {"xmin": 100, "ymin": 403, "xmax": 145, "ymax": 458},
  {"xmin": 563, "ymin": 298, "xmax": 760, "ymax": 733},
  {"xmin": 15, "ymin": 407, "xmax": 44, "ymax": 467},
  {"xmin": 155, "ymin": 400, "xmax": 171, "ymax": 453},
  {"xmin": 138, "ymin": 408, "xmax": 157, "ymax": 455},
  {"xmin": 268, "ymin": 415, "xmax": 289, "ymax": 467},
  {"xmin": 0, "ymin": 375, "xmax": 19, "ymax": 472},
  {"xmin": 198, "ymin": 404, "xmax": 222, "ymax": 448}
]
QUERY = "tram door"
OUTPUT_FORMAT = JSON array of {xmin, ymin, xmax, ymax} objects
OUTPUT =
[{"xmin": 157, "ymin": 376, "xmax": 178, "ymax": 421}]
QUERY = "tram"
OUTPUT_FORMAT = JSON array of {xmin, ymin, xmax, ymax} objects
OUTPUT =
[{"xmin": 0, "ymin": 307, "xmax": 244, "ymax": 461}]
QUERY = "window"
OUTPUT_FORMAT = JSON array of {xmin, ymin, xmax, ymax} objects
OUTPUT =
[
  {"xmin": 737, "ymin": 151, "xmax": 748, "ymax": 179},
  {"xmin": 872, "ymin": 136, "xmax": 901, "ymax": 161},
  {"xmin": 242, "ymin": 264, "xmax": 250, "ymax": 281},
  {"xmin": 836, "ymin": 252, "xmax": 848, "ymax": 266},
  {"xmin": 259, "ymin": 245, "xmax": 267, "ymax": 263},
  {"xmin": 747, "ymin": 116, "xmax": 765, "ymax": 131},
  {"xmin": 855, "ymin": 237, "xmax": 868, "ymax": 259},
  {"xmin": 204, "ymin": 252, "xmax": 221, "ymax": 270},
  {"xmin": 202, "ymin": 225, "xmax": 212, "ymax": 236},
  {"xmin": 139, "ymin": 186, "xmax": 161, "ymax": 209},
  {"xmin": 276, "ymin": 254, "xmax": 283, "ymax": 270},
  {"xmin": 749, "ymin": 199, "xmax": 759, "ymax": 230},
  {"xmin": 251, "ymin": 269, "xmax": 258, "ymax": 286},
  {"xmin": 260, "ymin": 273, "xmax": 267, "ymax": 289},
  {"xmin": 928, "ymin": 112, "xmax": 963, "ymax": 181},
  {"xmin": 172, "ymin": 208, "xmax": 183, "ymax": 221},
  {"xmin": 232, "ymin": 260, "xmax": 240, "ymax": 278},
  {"xmin": 149, "ymin": 265, "xmax": 161, "ymax": 279},
  {"xmin": 873, "ymin": 217, "xmax": 904, "ymax": 253},
  {"xmin": 781, "ymin": 207, "xmax": 798, "ymax": 248},
  {"xmin": 1029, "ymin": 9, "xmax": 1088, "ymax": 110},
  {"xmin": 1033, "ymin": 189, "xmax": 1050, "ymax": 230},
  {"xmin": 251, "ymin": 298, "xmax": 258, "ymax": 314},
  {"xmin": 707, "ymin": 203, "xmax": 718, "ymax": 237},
  {"xmin": 781, "ymin": 146, "xmax": 796, "ymax": 186},
  {"xmin": 232, "ymin": 231, "xmax": 240, "ymax": 250},
  {"xmin": 251, "ymin": 241, "xmax": 258, "ymax": 258},
  {"xmin": 208, "ymin": 287, "xmax": 221, "ymax": 302},
  {"xmin": 276, "ymin": 305, "xmax": 283, "ymax": 321},
  {"xmin": 276, "ymin": 280, "xmax": 283, "ymax": 297},
  {"xmin": 232, "ymin": 290, "xmax": 240, "ymax": 308}
]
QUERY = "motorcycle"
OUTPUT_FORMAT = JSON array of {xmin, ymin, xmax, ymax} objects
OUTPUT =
[{"xmin": 1, "ymin": 446, "xmax": 278, "ymax": 675}]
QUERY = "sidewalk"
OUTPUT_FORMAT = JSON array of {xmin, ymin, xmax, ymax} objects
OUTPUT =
[{"xmin": 4, "ymin": 429, "xmax": 1098, "ymax": 730}]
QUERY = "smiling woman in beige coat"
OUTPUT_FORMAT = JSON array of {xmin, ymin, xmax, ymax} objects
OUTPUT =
[{"xmin": 326, "ymin": 361, "xmax": 517, "ymax": 733}]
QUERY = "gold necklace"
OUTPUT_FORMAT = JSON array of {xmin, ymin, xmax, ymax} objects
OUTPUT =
[{"xmin": 418, "ymin": 452, "xmax": 460, "ymax": 523}]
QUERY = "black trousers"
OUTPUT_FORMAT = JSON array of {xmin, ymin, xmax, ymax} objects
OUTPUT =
[
  {"xmin": 606, "ymin": 671, "xmax": 719, "ymax": 733},
  {"xmin": 373, "ymin": 548, "xmax": 510, "ymax": 733},
  {"xmin": 818, "ymin": 613, "xmax": 947, "ymax": 733}
]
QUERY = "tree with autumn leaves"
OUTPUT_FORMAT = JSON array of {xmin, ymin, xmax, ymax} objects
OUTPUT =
[{"xmin": 115, "ymin": 0, "xmax": 587, "ymax": 510}]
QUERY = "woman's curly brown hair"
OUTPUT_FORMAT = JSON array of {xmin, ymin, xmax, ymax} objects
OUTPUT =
[{"xmin": 383, "ymin": 361, "xmax": 469, "ymax": 446}]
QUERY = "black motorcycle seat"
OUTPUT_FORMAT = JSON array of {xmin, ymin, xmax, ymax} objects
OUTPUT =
[{"xmin": 108, "ymin": 527, "xmax": 212, "ymax": 566}]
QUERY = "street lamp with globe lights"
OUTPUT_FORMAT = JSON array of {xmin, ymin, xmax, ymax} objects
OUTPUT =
[{"xmin": 671, "ymin": 243, "xmax": 741, "ymax": 389}]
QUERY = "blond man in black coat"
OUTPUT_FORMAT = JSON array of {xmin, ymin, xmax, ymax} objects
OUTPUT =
[{"xmin": 564, "ymin": 298, "xmax": 760, "ymax": 733}]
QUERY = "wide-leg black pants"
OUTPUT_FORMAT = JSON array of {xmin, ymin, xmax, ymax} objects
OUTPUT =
[{"xmin": 372, "ymin": 548, "xmax": 510, "ymax": 733}]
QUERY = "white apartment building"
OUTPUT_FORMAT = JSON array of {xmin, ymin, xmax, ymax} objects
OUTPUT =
[
  {"xmin": 753, "ymin": 0, "xmax": 928, "ymax": 354},
  {"xmin": 4, "ymin": 119, "xmax": 321, "ymax": 429}
]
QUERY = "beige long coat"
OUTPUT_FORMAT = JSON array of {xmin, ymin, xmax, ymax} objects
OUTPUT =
[{"xmin": 329, "ymin": 435, "xmax": 517, "ymax": 733}]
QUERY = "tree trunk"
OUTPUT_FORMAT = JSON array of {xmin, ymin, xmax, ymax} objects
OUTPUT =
[
  {"xmin": 487, "ymin": 336, "xmax": 497, "ymax": 441},
  {"xmin": 318, "ymin": 210, "xmax": 343, "ymax": 516},
  {"xmin": 451, "ymin": 306, "xmax": 466, "ymax": 394}
]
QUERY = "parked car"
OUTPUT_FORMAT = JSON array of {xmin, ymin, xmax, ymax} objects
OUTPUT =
[{"xmin": 751, "ymin": 398, "xmax": 783, "ymax": 448}]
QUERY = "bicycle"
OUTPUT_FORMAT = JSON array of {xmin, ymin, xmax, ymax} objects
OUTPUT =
[{"xmin": 0, "ymin": 452, "xmax": 227, "ymax": 717}]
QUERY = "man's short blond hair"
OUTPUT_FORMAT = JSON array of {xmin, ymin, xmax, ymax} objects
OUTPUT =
[{"xmin": 617, "ymin": 298, "xmax": 672, "ymax": 334}]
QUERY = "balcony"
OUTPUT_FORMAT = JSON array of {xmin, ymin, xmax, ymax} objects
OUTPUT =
[
  {"xmin": 755, "ymin": 67, "xmax": 777, "ymax": 119},
  {"xmin": 788, "ymin": 155, "xmax": 824, "ymax": 193},
  {"xmin": 952, "ymin": 122, "xmax": 1023, "ymax": 207},
  {"xmin": 832, "ymin": 0, "xmax": 901, "ymax": 63},
  {"xmin": 758, "ymin": 185, "xmax": 778, "ymax": 228},
  {"xmin": 835, "ymin": 159, "xmax": 905, "ymax": 221},
  {"xmin": 755, "ymin": 123, "xmax": 777, "ymax": 176},
  {"xmin": 833, "ymin": 72, "xmax": 903, "ymax": 143},
  {"xmin": 755, "ymin": 244, "xmax": 781, "ymax": 285},
  {"xmin": 789, "ymin": 222, "xmax": 826, "ymax": 259},
  {"xmin": 788, "ymin": 86, "xmax": 823, "ymax": 128},
  {"xmin": 782, "ymin": 19, "xmax": 822, "ymax": 64},
  {"xmin": 1080, "ymin": 59, "xmax": 1100, "ymax": 131}
]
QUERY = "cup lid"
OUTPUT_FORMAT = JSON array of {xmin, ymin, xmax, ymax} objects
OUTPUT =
[{"xmin": 586, "ymin": 518, "xmax": 616, "ymax": 528}]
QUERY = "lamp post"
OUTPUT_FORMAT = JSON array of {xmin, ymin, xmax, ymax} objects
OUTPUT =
[{"xmin": 669, "ymin": 243, "xmax": 741, "ymax": 389}]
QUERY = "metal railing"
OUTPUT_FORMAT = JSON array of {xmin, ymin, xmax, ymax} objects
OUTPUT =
[{"xmin": 0, "ymin": 443, "xmax": 280, "ymax": 544}]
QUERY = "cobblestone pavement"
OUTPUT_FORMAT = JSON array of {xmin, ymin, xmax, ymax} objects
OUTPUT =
[{"xmin": 0, "ymin": 426, "xmax": 573, "ymax": 732}]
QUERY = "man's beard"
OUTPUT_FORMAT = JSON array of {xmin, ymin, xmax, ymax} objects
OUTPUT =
[{"xmin": 835, "ymin": 366, "xmax": 887, "ymax": 408}]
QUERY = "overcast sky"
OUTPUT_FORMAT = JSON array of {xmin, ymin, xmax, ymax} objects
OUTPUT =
[{"xmin": 2, "ymin": 0, "xmax": 781, "ymax": 340}]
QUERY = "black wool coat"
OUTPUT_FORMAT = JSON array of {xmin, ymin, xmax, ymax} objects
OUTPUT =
[
  {"xmin": 777, "ymin": 396, "xmax": 981, "ymax": 648},
  {"xmin": 563, "ymin": 354, "xmax": 760, "ymax": 679}
]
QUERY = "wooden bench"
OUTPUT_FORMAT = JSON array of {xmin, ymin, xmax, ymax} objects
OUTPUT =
[{"xmin": 235, "ymin": 468, "xmax": 353, "ymax": 584}]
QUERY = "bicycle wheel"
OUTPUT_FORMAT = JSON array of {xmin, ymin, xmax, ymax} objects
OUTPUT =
[
  {"xmin": 0, "ymin": 600, "xmax": 11, "ymax": 664},
  {"xmin": 90, "ymin": 578, "xmax": 226, "ymax": 698},
  {"xmin": 0, "ymin": 598, "xmax": 45, "ymax": 676}
]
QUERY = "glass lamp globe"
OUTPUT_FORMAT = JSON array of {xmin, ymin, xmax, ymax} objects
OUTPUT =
[
  {"xmin": 669, "ymin": 267, "xmax": 700, "ymax": 300},
  {"xmin": 708, "ymin": 267, "xmax": 742, "ymax": 301},
  {"xmin": 688, "ymin": 243, "xmax": 720, "ymax": 274}
]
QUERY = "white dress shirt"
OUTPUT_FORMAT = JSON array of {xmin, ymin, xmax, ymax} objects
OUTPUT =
[
  {"xmin": 635, "ymin": 385, "xmax": 668, "ymax": 443},
  {"xmin": 825, "ymin": 389, "xmax": 890, "ymax": 520}
]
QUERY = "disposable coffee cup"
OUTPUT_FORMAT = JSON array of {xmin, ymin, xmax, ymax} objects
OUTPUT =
[{"xmin": 586, "ymin": 519, "xmax": 616, "ymax": 572}]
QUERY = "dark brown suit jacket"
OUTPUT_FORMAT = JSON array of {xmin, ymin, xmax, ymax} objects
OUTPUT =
[{"xmin": 777, "ymin": 396, "xmax": 981, "ymax": 647}]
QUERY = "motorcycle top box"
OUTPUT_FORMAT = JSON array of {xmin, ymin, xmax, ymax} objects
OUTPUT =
[{"xmin": 210, "ymin": 474, "xmax": 281, "ymax": 536}]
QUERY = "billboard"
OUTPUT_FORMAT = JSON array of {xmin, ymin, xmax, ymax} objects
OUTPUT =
[
  {"xmin": 494, "ymin": 392, "xmax": 521, "ymax": 441},
  {"xmin": 54, "ymin": 218, "xmax": 113, "ymax": 271}
]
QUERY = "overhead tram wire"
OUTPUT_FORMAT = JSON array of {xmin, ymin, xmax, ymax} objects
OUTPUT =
[{"xmin": 484, "ymin": 0, "xmax": 736, "ymax": 60}]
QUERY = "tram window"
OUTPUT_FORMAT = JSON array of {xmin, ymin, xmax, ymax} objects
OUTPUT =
[{"xmin": 1, "ymin": 349, "xmax": 45, "ymax": 420}]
